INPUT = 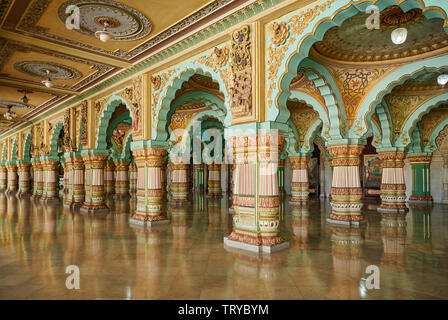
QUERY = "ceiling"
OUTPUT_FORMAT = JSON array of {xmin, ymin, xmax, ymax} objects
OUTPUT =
[
  {"xmin": 0, "ymin": 0, "xmax": 241, "ymax": 135},
  {"xmin": 310, "ymin": 6, "xmax": 448, "ymax": 63}
]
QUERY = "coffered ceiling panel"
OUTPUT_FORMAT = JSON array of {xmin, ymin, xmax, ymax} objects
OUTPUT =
[{"xmin": 0, "ymin": 0, "xmax": 238, "ymax": 136}]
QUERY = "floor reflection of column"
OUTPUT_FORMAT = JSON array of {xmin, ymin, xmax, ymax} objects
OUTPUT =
[
  {"xmin": 0, "ymin": 192, "xmax": 6, "ymax": 216},
  {"xmin": 329, "ymin": 225, "xmax": 365, "ymax": 299},
  {"xmin": 130, "ymin": 225, "xmax": 169, "ymax": 299},
  {"xmin": 225, "ymin": 247, "xmax": 289, "ymax": 299},
  {"xmin": 193, "ymin": 191, "xmax": 205, "ymax": 213},
  {"xmin": 408, "ymin": 204, "xmax": 432, "ymax": 254},
  {"xmin": 290, "ymin": 204, "xmax": 309, "ymax": 250},
  {"xmin": 169, "ymin": 205, "xmax": 189, "ymax": 249},
  {"xmin": 380, "ymin": 213, "xmax": 407, "ymax": 271},
  {"xmin": 114, "ymin": 198, "xmax": 130, "ymax": 215},
  {"xmin": 207, "ymin": 198, "xmax": 221, "ymax": 234},
  {"xmin": 6, "ymin": 194, "xmax": 17, "ymax": 223}
]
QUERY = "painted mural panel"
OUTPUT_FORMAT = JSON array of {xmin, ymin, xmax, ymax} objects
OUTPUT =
[
  {"xmin": 309, "ymin": 157, "xmax": 319, "ymax": 195},
  {"xmin": 363, "ymin": 154, "xmax": 382, "ymax": 198}
]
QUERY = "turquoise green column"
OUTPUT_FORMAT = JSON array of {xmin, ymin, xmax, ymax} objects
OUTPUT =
[
  {"xmin": 408, "ymin": 153, "xmax": 433, "ymax": 203},
  {"xmin": 194, "ymin": 164, "xmax": 205, "ymax": 191}
]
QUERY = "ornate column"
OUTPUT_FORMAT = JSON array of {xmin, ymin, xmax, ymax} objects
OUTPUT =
[
  {"xmin": 442, "ymin": 153, "xmax": 448, "ymax": 204},
  {"xmin": 6, "ymin": 164, "xmax": 18, "ymax": 194},
  {"xmin": 114, "ymin": 161, "xmax": 130, "ymax": 198},
  {"xmin": 129, "ymin": 163, "xmax": 137, "ymax": 194},
  {"xmin": 129, "ymin": 146, "xmax": 168, "ymax": 227},
  {"xmin": 169, "ymin": 157, "xmax": 190, "ymax": 204},
  {"xmin": 193, "ymin": 164, "xmax": 205, "ymax": 191},
  {"xmin": 80, "ymin": 152, "xmax": 108, "ymax": 213},
  {"xmin": 207, "ymin": 163, "xmax": 222, "ymax": 197},
  {"xmin": 289, "ymin": 155, "xmax": 310, "ymax": 205},
  {"xmin": 224, "ymin": 130, "xmax": 289, "ymax": 253},
  {"xmin": 408, "ymin": 153, "xmax": 433, "ymax": 204},
  {"xmin": 63, "ymin": 154, "xmax": 84, "ymax": 208},
  {"xmin": 31, "ymin": 158, "xmax": 43, "ymax": 199},
  {"xmin": 378, "ymin": 150, "xmax": 408, "ymax": 213},
  {"xmin": 277, "ymin": 159, "xmax": 285, "ymax": 195},
  {"xmin": 62, "ymin": 163, "xmax": 68, "ymax": 194},
  {"xmin": 327, "ymin": 144, "xmax": 364, "ymax": 225},
  {"xmin": 40, "ymin": 158, "xmax": 59, "ymax": 202},
  {"xmin": 17, "ymin": 162, "xmax": 31, "ymax": 197},
  {"xmin": 104, "ymin": 161, "xmax": 115, "ymax": 196},
  {"xmin": 0, "ymin": 165, "xmax": 7, "ymax": 191},
  {"xmin": 229, "ymin": 163, "xmax": 236, "ymax": 212}
]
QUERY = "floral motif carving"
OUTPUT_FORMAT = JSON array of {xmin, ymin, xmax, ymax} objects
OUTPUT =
[
  {"xmin": 266, "ymin": 0, "xmax": 336, "ymax": 107},
  {"xmin": 151, "ymin": 69, "xmax": 177, "ymax": 125},
  {"xmin": 326, "ymin": 65, "xmax": 392, "ymax": 127},
  {"xmin": 288, "ymin": 104, "xmax": 319, "ymax": 145},
  {"xmin": 230, "ymin": 25, "xmax": 252, "ymax": 118},
  {"xmin": 151, "ymin": 75, "xmax": 161, "ymax": 91},
  {"xmin": 420, "ymin": 107, "xmax": 448, "ymax": 145},
  {"xmin": 131, "ymin": 75, "xmax": 143, "ymax": 137},
  {"xmin": 111, "ymin": 123, "xmax": 132, "ymax": 153},
  {"xmin": 214, "ymin": 46, "xmax": 229, "ymax": 67},
  {"xmin": 63, "ymin": 108, "xmax": 73, "ymax": 151},
  {"xmin": 385, "ymin": 93, "xmax": 433, "ymax": 137},
  {"xmin": 268, "ymin": 21, "xmax": 289, "ymax": 46},
  {"xmin": 80, "ymin": 100, "xmax": 88, "ymax": 147}
]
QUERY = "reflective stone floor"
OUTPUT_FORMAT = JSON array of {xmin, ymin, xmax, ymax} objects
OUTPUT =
[{"xmin": 0, "ymin": 192, "xmax": 447, "ymax": 300}]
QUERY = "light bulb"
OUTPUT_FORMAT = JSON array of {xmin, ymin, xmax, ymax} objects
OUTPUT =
[
  {"xmin": 95, "ymin": 30, "xmax": 114, "ymax": 42},
  {"xmin": 42, "ymin": 79, "xmax": 52, "ymax": 88},
  {"xmin": 391, "ymin": 27, "xmax": 407, "ymax": 44},
  {"xmin": 437, "ymin": 74, "xmax": 448, "ymax": 86}
]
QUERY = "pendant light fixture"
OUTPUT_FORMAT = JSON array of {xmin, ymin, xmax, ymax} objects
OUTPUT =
[
  {"xmin": 3, "ymin": 105, "xmax": 17, "ymax": 121},
  {"xmin": 391, "ymin": 27, "xmax": 407, "ymax": 44},
  {"xmin": 41, "ymin": 69, "xmax": 53, "ymax": 88},
  {"xmin": 437, "ymin": 74, "xmax": 448, "ymax": 86},
  {"xmin": 95, "ymin": 20, "xmax": 115, "ymax": 43},
  {"xmin": 19, "ymin": 89, "xmax": 30, "ymax": 104}
]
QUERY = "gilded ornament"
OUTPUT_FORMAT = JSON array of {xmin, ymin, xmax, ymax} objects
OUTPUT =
[
  {"xmin": 213, "ymin": 47, "xmax": 229, "ymax": 67},
  {"xmin": 151, "ymin": 75, "xmax": 161, "ymax": 90},
  {"xmin": 267, "ymin": 21, "xmax": 289, "ymax": 46},
  {"xmin": 230, "ymin": 25, "xmax": 252, "ymax": 118}
]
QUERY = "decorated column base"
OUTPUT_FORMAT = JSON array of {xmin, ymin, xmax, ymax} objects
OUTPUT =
[
  {"xmin": 224, "ymin": 236, "xmax": 290, "ymax": 254},
  {"xmin": 40, "ymin": 159, "xmax": 60, "ymax": 203}
]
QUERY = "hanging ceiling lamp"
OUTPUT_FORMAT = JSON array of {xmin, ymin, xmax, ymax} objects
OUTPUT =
[
  {"xmin": 437, "ymin": 74, "xmax": 448, "ymax": 86},
  {"xmin": 3, "ymin": 105, "xmax": 17, "ymax": 121},
  {"xmin": 41, "ymin": 69, "xmax": 53, "ymax": 88},
  {"xmin": 19, "ymin": 89, "xmax": 30, "ymax": 104},
  {"xmin": 95, "ymin": 20, "xmax": 115, "ymax": 43},
  {"xmin": 391, "ymin": 27, "xmax": 407, "ymax": 44}
]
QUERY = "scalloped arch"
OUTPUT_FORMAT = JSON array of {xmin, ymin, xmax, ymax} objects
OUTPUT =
[
  {"xmin": 153, "ymin": 66, "xmax": 229, "ymax": 141},
  {"xmin": 397, "ymin": 92, "xmax": 448, "ymax": 147},
  {"xmin": 268, "ymin": 0, "xmax": 448, "ymax": 138},
  {"xmin": 95, "ymin": 95, "xmax": 134, "ymax": 150}
]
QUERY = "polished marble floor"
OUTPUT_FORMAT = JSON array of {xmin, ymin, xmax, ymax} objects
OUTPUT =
[{"xmin": 0, "ymin": 192, "xmax": 447, "ymax": 300}]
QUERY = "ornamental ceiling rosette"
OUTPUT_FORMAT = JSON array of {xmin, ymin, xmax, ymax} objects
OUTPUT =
[{"xmin": 58, "ymin": 0, "xmax": 152, "ymax": 41}]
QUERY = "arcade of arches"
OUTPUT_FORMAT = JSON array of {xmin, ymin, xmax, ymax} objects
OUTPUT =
[{"xmin": 0, "ymin": 0, "xmax": 448, "ymax": 299}]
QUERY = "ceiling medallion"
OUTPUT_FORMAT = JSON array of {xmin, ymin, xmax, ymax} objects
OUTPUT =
[
  {"xmin": 14, "ymin": 61, "xmax": 81, "ymax": 80},
  {"xmin": 58, "ymin": 0, "xmax": 152, "ymax": 41}
]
